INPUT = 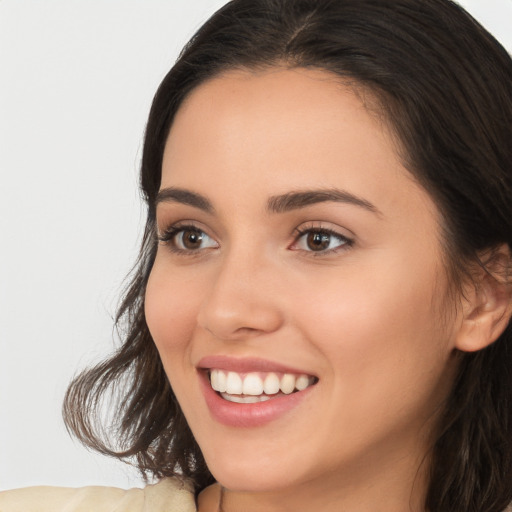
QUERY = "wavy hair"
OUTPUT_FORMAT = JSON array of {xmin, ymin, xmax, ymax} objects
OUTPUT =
[{"xmin": 63, "ymin": 1, "xmax": 512, "ymax": 509}]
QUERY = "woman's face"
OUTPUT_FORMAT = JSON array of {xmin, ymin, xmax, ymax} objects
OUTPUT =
[{"xmin": 145, "ymin": 68, "xmax": 460, "ymax": 494}]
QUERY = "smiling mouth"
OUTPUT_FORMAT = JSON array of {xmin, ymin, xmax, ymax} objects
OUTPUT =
[{"xmin": 208, "ymin": 369, "xmax": 317, "ymax": 403}]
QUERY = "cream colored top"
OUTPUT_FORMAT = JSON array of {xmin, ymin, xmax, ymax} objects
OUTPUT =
[{"xmin": 0, "ymin": 478, "xmax": 198, "ymax": 512}]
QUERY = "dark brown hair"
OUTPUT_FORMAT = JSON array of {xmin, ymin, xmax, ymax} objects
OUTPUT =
[{"xmin": 63, "ymin": 1, "xmax": 512, "ymax": 510}]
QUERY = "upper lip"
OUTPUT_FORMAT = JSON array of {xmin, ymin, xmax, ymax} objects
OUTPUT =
[{"xmin": 197, "ymin": 355, "xmax": 316, "ymax": 376}]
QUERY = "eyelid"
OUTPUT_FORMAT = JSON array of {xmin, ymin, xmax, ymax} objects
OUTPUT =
[
  {"xmin": 157, "ymin": 221, "xmax": 219, "ymax": 254},
  {"xmin": 289, "ymin": 222, "xmax": 354, "ymax": 255},
  {"xmin": 157, "ymin": 219, "xmax": 214, "ymax": 239}
]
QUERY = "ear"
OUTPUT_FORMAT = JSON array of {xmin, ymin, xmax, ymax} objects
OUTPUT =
[{"xmin": 455, "ymin": 244, "xmax": 512, "ymax": 353}]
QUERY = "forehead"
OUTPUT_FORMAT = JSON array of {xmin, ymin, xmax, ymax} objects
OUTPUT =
[
  {"xmin": 161, "ymin": 67, "xmax": 436, "ymax": 224},
  {"xmin": 165, "ymin": 67, "xmax": 387, "ymax": 157}
]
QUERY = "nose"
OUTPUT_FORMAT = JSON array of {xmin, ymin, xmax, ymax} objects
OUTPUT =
[{"xmin": 197, "ymin": 250, "xmax": 284, "ymax": 341}]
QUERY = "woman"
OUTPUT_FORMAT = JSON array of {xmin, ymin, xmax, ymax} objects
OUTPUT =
[{"xmin": 2, "ymin": 0, "xmax": 512, "ymax": 510}]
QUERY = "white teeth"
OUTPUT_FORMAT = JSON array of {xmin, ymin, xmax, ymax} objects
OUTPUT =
[
  {"xmin": 242, "ymin": 373, "xmax": 264, "ymax": 395},
  {"xmin": 226, "ymin": 371, "xmax": 243, "ymax": 394},
  {"xmin": 209, "ymin": 369, "xmax": 316, "ymax": 399},
  {"xmin": 221, "ymin": 393, "xmax": 272, "ymax": 403},
  {"xmin": 210, "ymin": 369, "xmax": 227, "ymax": 392},
  {"xmin": 280, "ymin": 373, "xmax": 295, "ymax": 394},
  {"xmin": 295, "ymin": 374, "xmax": 310, "ymax": 391},
  {"xmin": 217, "ymin": 370, "xmax": 227, "ymax": 392},
  {"xmin": 263, "ymin": 373, "xmax": 280, "ymax": 395}
]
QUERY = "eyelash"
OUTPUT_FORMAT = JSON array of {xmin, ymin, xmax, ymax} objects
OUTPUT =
[
  {"xmin": 291, "ymin": 225, "xmax": 354, "ymax": 255},
  {"xmin": 157, "ymin": 224, "xmax": 218, "ymax": 255},
  {"xmin": 157, "ymin": 223, "xmax": 354, "ymax": 256}
]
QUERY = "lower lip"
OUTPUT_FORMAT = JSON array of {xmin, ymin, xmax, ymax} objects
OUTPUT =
[{"xmin": 199, "ymin": 372, "xmax": 315, "ymax": 427}]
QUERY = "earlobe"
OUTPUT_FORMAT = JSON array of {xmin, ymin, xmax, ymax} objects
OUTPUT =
[{"xmin": 455, "ymin": 245, "xmax": 512, "ymax": 353}]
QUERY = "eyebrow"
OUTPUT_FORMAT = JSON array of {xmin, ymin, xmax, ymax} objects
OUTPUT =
[
  {"xmin": 155, "ymin": 186, "xmax": 380, "ymax": 216},
  {"xmin": 155, "ymin": 187, "xmax": 214, "ymax": 213},
  {"xmin": 267, "ymin": 189, "xmax": 381, "ymax": 215}
]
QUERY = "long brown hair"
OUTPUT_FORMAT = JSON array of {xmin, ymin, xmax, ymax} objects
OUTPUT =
[{"xmin": 63, "ymin": 1, "xmax": 512, "ymax": 509}]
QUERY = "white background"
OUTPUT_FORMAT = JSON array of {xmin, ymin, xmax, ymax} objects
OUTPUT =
[{"xmin": 1, "ymin": 0, "xmax": 511, "ymax": 492}]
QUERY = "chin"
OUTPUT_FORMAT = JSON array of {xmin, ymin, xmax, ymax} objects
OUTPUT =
[
  {"xmin": 209, "ymin": 465, "xmax": 301, "ymax": 493},
  {"xmin": 200, "ymin": 442, "xmax": 309, "ymax": 492}
]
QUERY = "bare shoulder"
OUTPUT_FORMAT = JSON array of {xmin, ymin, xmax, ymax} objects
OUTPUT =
[{"xmin": 0, "ymin": 477, "xmax": 196, "ymax": 512}]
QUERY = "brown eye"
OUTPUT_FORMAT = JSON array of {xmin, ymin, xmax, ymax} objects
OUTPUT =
[
  {"xmin": 179, "ymin": 229, "xmax": 204, "ymax": 250},
  {"xmin": 292, "ymin": 228, "xmax": 352, "ymax": 254},
  {"xmin": 306, "ymin": 232, "xmax": 331, "ymax": 251},
  {"xmin": 159, "ymin": 225, "xmax": 219, "ymax": 252}
]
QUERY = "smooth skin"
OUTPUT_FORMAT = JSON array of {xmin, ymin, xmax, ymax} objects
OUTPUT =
[{"xmin": 145, "ymin": 68, "xmax": 508, "ymax": 512}]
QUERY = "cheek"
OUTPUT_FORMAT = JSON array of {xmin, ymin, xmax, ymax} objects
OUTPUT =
[
  {"xmin": 144, "ymin": 259, "xmax": 203, "ymax": 365},
  {"xmin": 290, "ymin": 252, "xmax": 454, "ymax": 423},
  {"xmin": 294, "ymin": 253, "xmax": 442, "ymax": 347}
]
